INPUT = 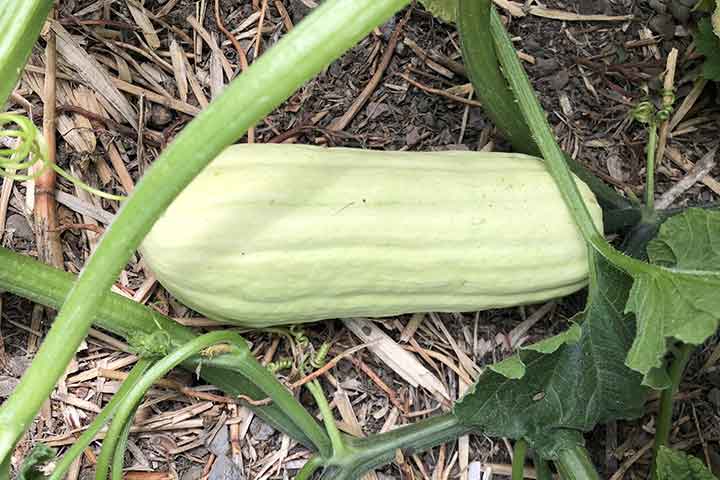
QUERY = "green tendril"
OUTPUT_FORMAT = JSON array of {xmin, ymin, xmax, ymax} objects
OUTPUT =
[
  {"xmin": 290, "ymin": 325, "xmax": 310, "ymax": 347},
  {"xmin": 0, "ymin": 113, "xmax": 125, "ymax": 201},
  {"xmin": 657, "ymin": 87, "xmax": 676, "ymax": 121},
  {"xmin": 632, "ymin": 88, "xmax": 676, "ymax": 125},
  {"xmin": 268, "ymin": 358, "xmax": 294, "ymax": 373},
  {"xmin": 311, "ymin": 342, "xmax": 331, "ymax": 369},
  {"xmin": 632, "ymin": 101, "xmax": 656, "ymax": 124}
]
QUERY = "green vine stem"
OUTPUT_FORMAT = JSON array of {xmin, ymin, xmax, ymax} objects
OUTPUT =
[
  {"xmin": 230, "ymin": 344, "xmax": 337, "ymax": 458},
  {"xmin": 96, "ymin": 404, "xmax": 137, "ymax": 480},
  {"xmin": 93, "ymin": 332, "xmax": 248, "ymax": 480},
  {"xmin": 651, "ymin": 342, "xmax": 694, "ymax": 479},
  {"xmin": 48, "ymin": 359, "xmax": 153, "ymax": 480},
  {"xmin": 457, "ymin": 0, "xmax": 632, "ymax": 214},
  {"xmin": 554, "ymin": 446, "xmax": 602, "ymax": 480},
  {"xmin": 318, "ymin": 413, "xmax": 471, "ymax": 480},
  {"xmin": 0, "ymin": 242, "xmax": 478, "ymax": 477},
  {"xmin": 295, "ymin": 455, "xmax": 324, "ymax": 480},
  {"xmin": 0, "ymin": 0, "xmax": 54, "ymax": 104},
  {"xmin": 631, "ymin": 101, "xmax": 660, "ymax": 214},
  {"xmin": 0, "ymin": 0, "xmax": 409, "ymax": 459},
  {"xmin": 512, "ymin": 439, "xmax": 528, "ymax": 480},
  {"xmin": 456, "ymin": 1, "xmax": 534, "ymax": 153},
  {"xmin": 110, "ymin": 418, "xmax": 132, "ymax": 480},
  {"xmin": 0, "ymin": 245, "xmax": 327, "ymax": 452},
  {"xmin": 306, "ymin": 380, "xmax": 349, "ymax": 457},
  {"xmin": 485, "ymin": 1, "xmax": 658, "ymax": 278},
  {"xmin": 644, "ymin": 122, "xmax": 658, "ymax": 212}
]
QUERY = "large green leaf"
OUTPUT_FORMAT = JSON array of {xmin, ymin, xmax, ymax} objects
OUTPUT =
[
  {"xmin": 624, "ymin": 209, "xmax": 720, "ymax": 380},
  {"xmin": 656, "ymin": 446, "xmax": 718, "ymax": 480},
  {"xmin": 696, "ymin": 17, "xmax": 720, "ymax": 81},
  {"xmin": 454, "ymin": 253, "xmax": 645, "ymax": 458},
  {"xmin": 488, "ymin": 323, "xmax": 582, "ymax": 379},
  {"xmin": 646, "ymin": 208, "xmax": 720, "ymax": 269}
]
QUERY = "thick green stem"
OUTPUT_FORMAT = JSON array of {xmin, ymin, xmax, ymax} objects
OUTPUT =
[
  {"xmin": 49, "ymin": 359, "xmax": 153, "ymax": 480},
  {"xmin": 457, "ymin": 0, "xmax": 534, "ymax": 151},
  {"xmin": 651, "ymin": 343, "xmax": 694, "ymax": 478},
  {"xmin": 457, "ymin": 0, "xmax": 632, "ymax": 214},
  {"xmin": 95, "ymin": 333, "xmax": 245, "ymax": 479},
  {"xmin": 295, "ymin": 455, "xmax": 323, "ymax": 480},
  {"xmin": 0, "ymin": 0, "xmax": 54, "ymax": 104},
  {"xmin": 0, "ymin": 245, "xmax": 327, "ymax": 452},
  {"xmin": 235, "ymin": 349, "xmax": 334, "ymax": 458},
  {"xmin": 554, "ymin": 446, "xmax": 602, "ymax": 480},
  {"xmin": 320, "ymin": 413, "xmax": 470, "ymax": 480},
  {"xmin": 645, "ymin": 123, "xmax": 658, "ymax": 211},
  {"xmin": 96, "ymin": 404, "xmax": 136, "ymax": 480},
  {"xmin": 487, "ymin": 4, "xmax": 654, "ymax": 277},
  {"xmin": 110, "ymin": 419, "xmax": 132, "ymax": 480},
  {"xmin": 512, "ymin": 439, "xmax": 528, "ymax": 480},
  {"xmin": 0, "ymin": 0, "xmax": 409, "ymax": 461},
  {"xmin": 306, "ymin": 380, "xmax": 348, "ymax": 456}
]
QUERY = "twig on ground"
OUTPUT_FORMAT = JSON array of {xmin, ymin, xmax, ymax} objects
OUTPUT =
[
  {"xmin": 329, "ymin": 11, "xmax": 410, "ymax": 131},
  {"xmin": 655, "ymin": 147, "xmax": 717, "ymax": 210},
  {"xmin": 399, "ymin": 73, "xmax": 484, "ymax": 108},
  {"xmin": 654, "ymin": 49, "xmax": 678, "ymax": 169}
]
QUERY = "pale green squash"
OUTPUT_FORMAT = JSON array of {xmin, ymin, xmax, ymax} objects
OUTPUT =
[{"xmin": 141, "ymin": 144, "xmax": 603, "ymax": 327}]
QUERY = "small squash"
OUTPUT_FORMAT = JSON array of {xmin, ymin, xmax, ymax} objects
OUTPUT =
[{"xmin": 141, "ymin": 144, "xmax": 602, "ymax": 327}]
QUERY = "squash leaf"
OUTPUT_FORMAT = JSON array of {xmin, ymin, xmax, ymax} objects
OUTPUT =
[
  {"xmin": 489, "ymin": 323, "xmax": 582, "ymax": 379},
  {"xmin": 696, "ymin": 17, "xmax": 720, "ymax": 81},
  {"xmin": 418, "ymin": 0, "xmax": 457, "ymax": 22},
  {"xmin": 455, "ymin": 253, "xmax": 645, "ymax": 459},
  {"xmin": 656, "ymin": 446, "xmax": 719, "ymax": 480},
  {"xmin": 624, "ymin": 209, "xmax": 720, "ymax": 383}
]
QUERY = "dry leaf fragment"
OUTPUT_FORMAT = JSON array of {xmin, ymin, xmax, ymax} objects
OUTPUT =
[
  {"xmin": 343, "ymin": 318, "xmax": 450, "ymax": 401},
  {"xmin": 51, "ymin": 21, "xmax": 137, "ymax": 126}
]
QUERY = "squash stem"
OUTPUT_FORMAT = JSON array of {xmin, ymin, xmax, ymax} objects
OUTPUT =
[
  {"xmin": 232, "ymin": 352, "xmax": 334, "ymax": 458},
  {"xmin": 0, "ymin": 0, "xmax": 54, "ymax": 104},
  {"xmin": 295, "ymin": 455, "xmax": 323, "ymax": 480},
  {"xmin": 644, "ymin": 123, "xmax": 658, "ymax": 212},
  {"xmin": 91, "ymin": 332, "xmax": 247, "ymax": 479},
  {"xmin": 487, "ymin": 2, "xmax": 654, "ymax": 277},
  {"xmin": 554, "ymin": 446, "xmax": 601, "ymax": 480},
  {"xmin": 511, "ymin": 439, "xmax": 528, "ymax": 480},
  {"xmin": 306, "ymin": 380, "xmax": 349, "ymax": 457},
  {"xmin": 96, "ymin": 403, "xmax": 138, "ymax": 480},
  {"xmin": 0, "ymin": 245, "xmax": 327, "ymax": 453},
  {"xmin": 457, "ymin": 0, "xmax": 632, "ymax": 214},
  {"xmin": 0, "ymin": 0, "xmax": 410, "ymax": 461},
  {"xmin": 110, "ymin": 419, "xmax": 132, "ymax": 480},
  {"xmin": 49, "ymin": 359, "xmax": 154, "ymax": 480},
  {"xmin": 650, "ymin": 342, "xmax": 694, "ymax": 479},
  {"xmin": 329, "ymin": 413, "xmax": 470, "ymax": 479}
]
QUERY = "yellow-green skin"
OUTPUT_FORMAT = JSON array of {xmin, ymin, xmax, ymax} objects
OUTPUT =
[{"xmin": 141, "ymin": 144, "xmax": 603, "ymax": 327}]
